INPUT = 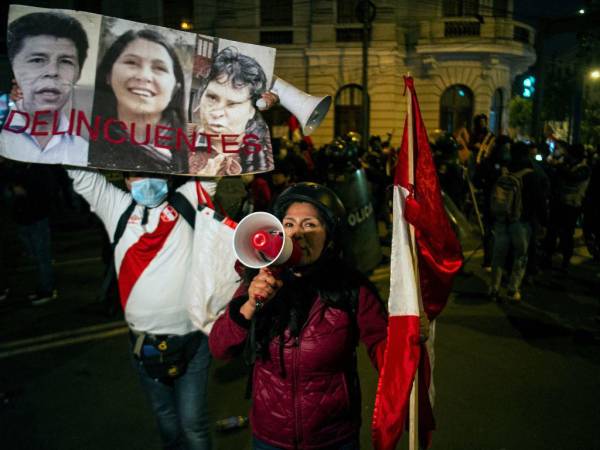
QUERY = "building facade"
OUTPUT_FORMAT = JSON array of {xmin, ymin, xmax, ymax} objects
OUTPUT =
[{"xmin": 192, "ymin": 0, "xmax": 536, "ymax": 147}]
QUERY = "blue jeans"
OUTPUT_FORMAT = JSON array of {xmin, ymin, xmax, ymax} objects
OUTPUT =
[
  {"xmin": 133, "ymin": 333, "xmax": 212, "ymax": 450},
  {"xmin": 252, "ymin": 436, "xmax": 360, "ymax": 450},
  {"xmin": 491, "ymin": 221, "xmax": 531, "ymax": 293},
  {"xmin": 17, "ymin": 218, "xmax": 54, "ymax": 293}
]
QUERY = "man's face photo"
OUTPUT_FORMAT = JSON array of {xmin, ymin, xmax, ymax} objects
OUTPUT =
[
  {"xmin": 12, "ymin": 34, "xmax": 81, "ymax": 113},
  {"xmin": 199, "ymin": 75, "xmax": 255, "ymax": 137}
]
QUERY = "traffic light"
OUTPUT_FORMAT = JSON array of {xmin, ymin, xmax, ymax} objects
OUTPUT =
[{"xmin": 521, "ymin": 75, "xmax": 536, "ymax": 98}]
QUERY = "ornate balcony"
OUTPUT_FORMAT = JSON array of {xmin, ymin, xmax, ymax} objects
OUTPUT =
[{"xmin": 416, "ymin": 16, "xmax": 536, "ymax": 60}]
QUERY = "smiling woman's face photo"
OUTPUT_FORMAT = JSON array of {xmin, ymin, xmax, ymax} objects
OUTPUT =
[{"xmin": 108, "ymin": 38, "xmax": 176, "ymax": 122}]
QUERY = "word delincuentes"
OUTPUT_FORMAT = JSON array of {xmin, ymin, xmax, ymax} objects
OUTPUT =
[{"xmin": 2, "ymin": 109, "xmax": 264, "ymax": 154}]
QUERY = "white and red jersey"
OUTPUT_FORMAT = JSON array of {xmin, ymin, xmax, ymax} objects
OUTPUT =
[{"xmin": 68, "ymin": 169, "xmax": 216, "ymax": 336}]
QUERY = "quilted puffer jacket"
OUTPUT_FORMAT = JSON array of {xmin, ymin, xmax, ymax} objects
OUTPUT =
[{"xmin": 209, "ymin": 284, "xmax": 387, "ymax": 450}]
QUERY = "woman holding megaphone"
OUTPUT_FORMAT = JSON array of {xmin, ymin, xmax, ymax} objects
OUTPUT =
[{"xmin": 209, "ymin": 183, "xmax": 388, "ymax": 450}]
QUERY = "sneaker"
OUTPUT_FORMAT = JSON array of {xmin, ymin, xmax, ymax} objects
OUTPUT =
[
  {"xmin": 29, "ymin": 289, "xmax": 58, "ymax": 306},
  {"xmin": 0, "ymin": 288, "xmax": 9, "ymax": 302},
  {"xmin": 507, "ymin": 290, "xmax": 521, "ymax": 302}
]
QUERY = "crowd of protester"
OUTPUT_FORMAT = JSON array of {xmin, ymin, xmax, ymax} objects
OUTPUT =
[{"xmin": 429, "ymin": 114, "xmax": 598, "ymax": 302}]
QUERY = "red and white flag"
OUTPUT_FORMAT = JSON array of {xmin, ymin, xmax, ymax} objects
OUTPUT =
[{"xmin": 372, "ymin": 76, "xmax": 463, "ymax": 450}]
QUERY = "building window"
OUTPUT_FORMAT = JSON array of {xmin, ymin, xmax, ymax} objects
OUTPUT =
[
  {"xmin": 163, "ymin": 0, "xmax": 194, "ymax": 30},
  {"xmin": 439, "ymin": 85, "xmax": 473, "ymax": 134},
  {"xmin": 442, "ymin": 0, "xmax": 480, "ymax": 17},
  {"xmin": 444, "ymin": 21, "xmax": 481, "ymax": 37},
  {"xmin": 493, "ymin": 0, "xmax": 509, "ymax": 17},
  {"xmin": 335, "ymin": 84, "xmax": 366, "ymax": 137},
  {"xmin": 490, "ymin": 88, "xmax": 503, "ymax": 134},
  {"xmin": 261, "ymin": 0, "xmax": 293, "ymax": 26},
  {"xmin": 513, "ymin": 26, "xmax": 530, "ymax": 44},
  {"xmin": 260, "ymin": 31, "xmax": 294, "ymax": 44},
  {"xmin": 338, "ymin": 0, "xmax": 359, "ymax": 23},
  {"xmin": 336, "ymin": 28, "xmax": 363, "ymax": 42}
]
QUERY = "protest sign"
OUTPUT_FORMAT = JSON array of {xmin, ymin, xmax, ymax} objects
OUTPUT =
[{"xmin": 1, "ymin": 4, "xmax": 276, "ymax": 176}]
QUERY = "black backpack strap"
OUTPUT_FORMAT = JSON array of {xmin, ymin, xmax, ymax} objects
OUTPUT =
[
  {"xmin": 113, "ymin": 201, "xmax": 137, "ymax": 247},
  {"xmin": 97, "ymin": 200, "xmax": 136, "ymax": 306},
  {"xmin": 169, "ymin": 192, "xmax": 196, "ymax": 229}
]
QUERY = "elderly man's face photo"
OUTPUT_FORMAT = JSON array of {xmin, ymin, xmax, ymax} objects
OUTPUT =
[{"xmin": 12, "ymin": 34, "xmax": 81, "ymax": 113}]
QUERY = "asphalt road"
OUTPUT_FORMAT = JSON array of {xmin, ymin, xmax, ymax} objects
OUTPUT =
[{"xmin": 1, "ymin": 209, "xmax": 599, "ymax": 449}]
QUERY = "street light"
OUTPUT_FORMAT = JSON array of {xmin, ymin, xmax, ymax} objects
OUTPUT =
[
  {"xmin": 591, "ymin": 70, "xmax": 600, "ymax": 80},
  {"xmin": 578, "ymin": 9, "xmax": 585, "ymax": 14},
  {"xmin": 180, "ymin": 19, "xmax": 193, "ymax": 30}
]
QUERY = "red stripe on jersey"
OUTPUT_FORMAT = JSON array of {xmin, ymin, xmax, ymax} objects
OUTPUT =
[{"xmin": 118, "ymin": 206, "xmax": 179, "ymax": 309}]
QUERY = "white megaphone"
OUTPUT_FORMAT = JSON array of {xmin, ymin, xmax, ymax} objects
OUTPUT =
[
  {"xmin": 256, "ymin": 76, "xmax": 331, "ymax": 136},
  {"xmin": 233, "ymin": 212, "xmax": 303, "ymax": 269}
]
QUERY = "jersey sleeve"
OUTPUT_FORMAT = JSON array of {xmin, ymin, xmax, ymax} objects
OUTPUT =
[{"xmin": 67, "ymin": 169, "xmax": 132, "ymax": 241}]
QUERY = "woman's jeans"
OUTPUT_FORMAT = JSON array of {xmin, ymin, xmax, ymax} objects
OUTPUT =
[
  {"xmin": 491, "ymin": 220, "xmax": 531, "ymax": 293},
  {"xmin": 133, "ymin": 333, "xmax": 212, "ymax": 450}
]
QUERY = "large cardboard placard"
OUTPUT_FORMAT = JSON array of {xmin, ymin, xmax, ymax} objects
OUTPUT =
[{"xmin": 1, "ymin": 5, "xmax": 276, "ymax": 176}]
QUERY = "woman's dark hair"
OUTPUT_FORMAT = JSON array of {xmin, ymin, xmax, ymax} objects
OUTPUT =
[
  {"xmin": 94, "ymin": 29, "xmax": 186, "ymax": 131},
  {"xmin": 8, "ymin": 12, "xmax": 89, "ymax": 68},
  {"xmin": 246, "ymin": 256, "xmax": 382, "ymax": 376},
  {"xmin": 241, "ymin": 115, "xmax": 273, "ymax": 173}
]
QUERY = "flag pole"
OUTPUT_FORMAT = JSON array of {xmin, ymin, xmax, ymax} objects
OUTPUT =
[{"xmin": 405, "ymin": 75, "xmax": 421, "ymax": 450}]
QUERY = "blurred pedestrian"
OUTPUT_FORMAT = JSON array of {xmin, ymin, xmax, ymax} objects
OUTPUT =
[
  {"xmin": 472, "ymin": 135, "xmax": 511, "ymax": 270},
  {"xmin": 542, "ymin": 144, "xmax": 591, "ymax": 271},
  {"xmin": 8, "ymin": 162, "xmax": 58, "ymax": 305},
  {"xmin": 488, "ymin": 142, "xmax": 543, "ymax": 301}
]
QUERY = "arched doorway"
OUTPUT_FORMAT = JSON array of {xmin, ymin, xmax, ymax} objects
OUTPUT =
[
  {"xmin": 335, "ymin": 84, "xmax": 367, "ymax": 138},
  {"xmin": 439, "ymin": 85, "xmax": 474, "ymax": 134},
  {"xmin": 489, "ymin": 88, "xmax": 503, "ymax": 135}
]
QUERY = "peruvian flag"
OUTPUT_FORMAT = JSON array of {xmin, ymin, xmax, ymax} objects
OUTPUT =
[{"xmin": 371, "ymin": 76, "xmax": 463, "ymax": 450}]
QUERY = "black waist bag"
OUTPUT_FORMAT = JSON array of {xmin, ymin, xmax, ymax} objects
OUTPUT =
[{"xmin": 132, "ymin": 331, "xmax": 203, "ymax": 380}]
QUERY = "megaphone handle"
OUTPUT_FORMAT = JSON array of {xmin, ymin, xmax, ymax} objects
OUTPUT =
[{"xmin": 250, "ymin": 267, "xmax": 284, "ymax": 308}]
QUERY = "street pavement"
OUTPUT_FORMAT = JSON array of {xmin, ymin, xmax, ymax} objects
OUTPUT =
[{"xmin": 1, "ymin": 207, "xmax": 599, "ymax": 449}]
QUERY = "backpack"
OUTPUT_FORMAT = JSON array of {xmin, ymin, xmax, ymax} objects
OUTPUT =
[{"xmin": 490, "ymin": 168, "xmax": 533, "ymax": 223}]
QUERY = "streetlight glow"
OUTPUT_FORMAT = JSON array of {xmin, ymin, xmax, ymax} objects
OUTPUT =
[
  {"xmin": 578, "ymin": 8, "xmax": 585, "ymax": 14},
  {"xmin": 591, "ymin": 70, "xmax": 600, "ymax": 80},
  {"xmin": 180, "ymin": 19, "xmax": 193, "ymax": 30}
]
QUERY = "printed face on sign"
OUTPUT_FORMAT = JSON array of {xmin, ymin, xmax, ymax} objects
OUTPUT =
[
  {"xmin": 12, "ymin": 35, "xmax": 81, "ymax": 113},
  {"xmin": 199, "ymin": 75, "xmax": 255, "ymax": 137},
  {"xmin": 108, "ymin": 38, "xmax": 177, "ymax": 122}
]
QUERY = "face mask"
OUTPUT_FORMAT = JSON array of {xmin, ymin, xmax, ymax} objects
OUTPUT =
[{"xmin": 130, "ymin": 178, "xmax": 169, "ymax": 208}]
